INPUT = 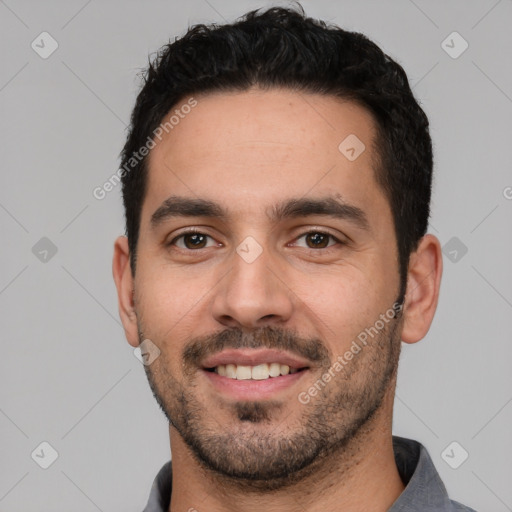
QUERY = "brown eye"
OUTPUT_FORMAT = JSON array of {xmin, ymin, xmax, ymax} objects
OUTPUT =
[
  {"xmin": 170, "ymin": 232, "xmax": 216, "ymax": 250},
  {"xmin": 295, "ymin": 231, "xmax": 339, "ymax": 249},
  {"xmin": 305, "ymin": 232, "xmax": 330, "ymax": 248},
  {"xmin": 183, "ymin": 233, "xmax": 207, "ymax": 249}
]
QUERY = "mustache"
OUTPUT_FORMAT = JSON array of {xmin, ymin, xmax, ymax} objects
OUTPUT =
[{"xmin": 183, "ymin": 325, "xmax": 331, "ymax": 369}]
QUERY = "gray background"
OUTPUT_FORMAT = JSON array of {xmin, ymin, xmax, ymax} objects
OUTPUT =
[{"xmin": 1, "ymin": 0, "xmax": 511, "ymax": 510}]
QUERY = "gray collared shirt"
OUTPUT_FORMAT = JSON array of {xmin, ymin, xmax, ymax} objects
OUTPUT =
[{"xmin": 142, "ymin": 436, "xmax": 477, "ymax": 511}]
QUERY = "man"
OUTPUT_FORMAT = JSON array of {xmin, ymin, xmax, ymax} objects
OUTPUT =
[{"xmin": 112, "ymin": 5, "xmax": 477, "ymax": 511}]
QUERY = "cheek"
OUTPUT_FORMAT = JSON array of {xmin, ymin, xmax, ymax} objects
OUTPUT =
[
  {"xmin": 135, "ymin": 266, "xmax": 209, "ymax": 338},
  {"xmin": 301, "ymin": 279, "xmax": 358, "ymax": 316},
  {"xmin": 291, "ymin": 268, "xmax": 388, "ymax": 350}
]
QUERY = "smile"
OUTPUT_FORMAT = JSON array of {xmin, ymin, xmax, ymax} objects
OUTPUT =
[{"xmin": 206, "ymin": 363, "xmax": 303, "ymax": 380}]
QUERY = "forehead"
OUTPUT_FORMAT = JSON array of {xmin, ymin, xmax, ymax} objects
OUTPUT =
[{"xmin": 144, "ymin": 88, "xmax": 386, "ymax": 221}]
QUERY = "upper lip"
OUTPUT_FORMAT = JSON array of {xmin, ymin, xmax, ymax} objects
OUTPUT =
[{"xmin": 201, "ymin": 349, "xmax": 311, "ymax": 370}]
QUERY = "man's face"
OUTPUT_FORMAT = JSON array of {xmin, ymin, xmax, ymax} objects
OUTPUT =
[{"xmin": 132, "ymin": 88, "xmax": 403, "ymax": 487}]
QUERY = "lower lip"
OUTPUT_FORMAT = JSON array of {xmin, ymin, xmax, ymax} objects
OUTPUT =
[{"xmin": 201, "ymin": 369, "xmax": 308, "ymax": 400}]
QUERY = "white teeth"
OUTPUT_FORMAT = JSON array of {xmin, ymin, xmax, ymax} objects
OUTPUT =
[
  {"xmin": 213, "ymin": 363, "xmax": 301, "ymax": 380},
  {"xmin": 269, "ymin": 362, "xmax": 281, "ymax": 377},
  {"xmin": 236, "ymin": 365, "xmax": 252, "ymax": 380},
  {"xmin": 251, "ymin": 363, "xmax": 269, "ymax": 380},
  {"xmin": 225, "ymin": 364, "xmax": 237, "ymax": 379}
]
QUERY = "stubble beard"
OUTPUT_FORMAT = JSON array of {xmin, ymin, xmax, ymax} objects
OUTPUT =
[{"xmin": 140, "ymin": 310, "xmax": 402, "ymax": 491}]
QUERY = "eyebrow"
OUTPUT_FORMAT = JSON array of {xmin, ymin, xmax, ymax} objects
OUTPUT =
[{"xmin": 150, "ymin": 194, "xmax": 370, "ymax": 232}]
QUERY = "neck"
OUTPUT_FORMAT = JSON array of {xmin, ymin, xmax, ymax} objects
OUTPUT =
[{"xmin": 168, "ymin": 387, "xmax": 403, "ymax": 512}]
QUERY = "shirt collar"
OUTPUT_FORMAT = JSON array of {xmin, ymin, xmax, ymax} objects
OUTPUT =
[{"xmin": 389, "ymin": 436, "xmax": 453, "ymax": 510}]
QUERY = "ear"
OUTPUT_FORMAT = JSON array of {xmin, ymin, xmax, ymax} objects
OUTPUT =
[
  {"xmin": 401, "ymin": 234, "xmax": 443, "ymax": 344},
  {"xmin": 112, "ymin": 236, "xmax": 140, "ymax": 348}
]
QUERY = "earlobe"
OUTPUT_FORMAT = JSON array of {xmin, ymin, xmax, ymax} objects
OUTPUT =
[
  {"xmin": 112, "ymin": 236, "xmax": 140, "ymax": 347},
  {"xmin": 401, "ymin": 234, "xmax": 443, "ymax": 344}
]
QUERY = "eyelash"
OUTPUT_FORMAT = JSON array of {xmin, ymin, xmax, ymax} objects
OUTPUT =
[{"xmin": 167, "ymin": 229, "xmax": 344, "ymax": 252}]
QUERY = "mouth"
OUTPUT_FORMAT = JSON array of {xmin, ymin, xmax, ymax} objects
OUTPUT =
[
  {"xmin": 204, "ymin": 363, "xmax": 307, "ymax": 380},
  {"xmin": 200, "ymin": 349, "xmax": 311, "ymax": 400}
]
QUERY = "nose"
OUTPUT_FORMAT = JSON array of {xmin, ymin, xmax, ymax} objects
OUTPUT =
[{"xmin": 211, "ymin": 244, "xmax": 294, "ymax": 330}]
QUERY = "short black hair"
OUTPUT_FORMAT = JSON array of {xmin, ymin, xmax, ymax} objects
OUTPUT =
[{"xmin": 120, "ymin": 4, "xmax": 433, "ymax": 299}]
